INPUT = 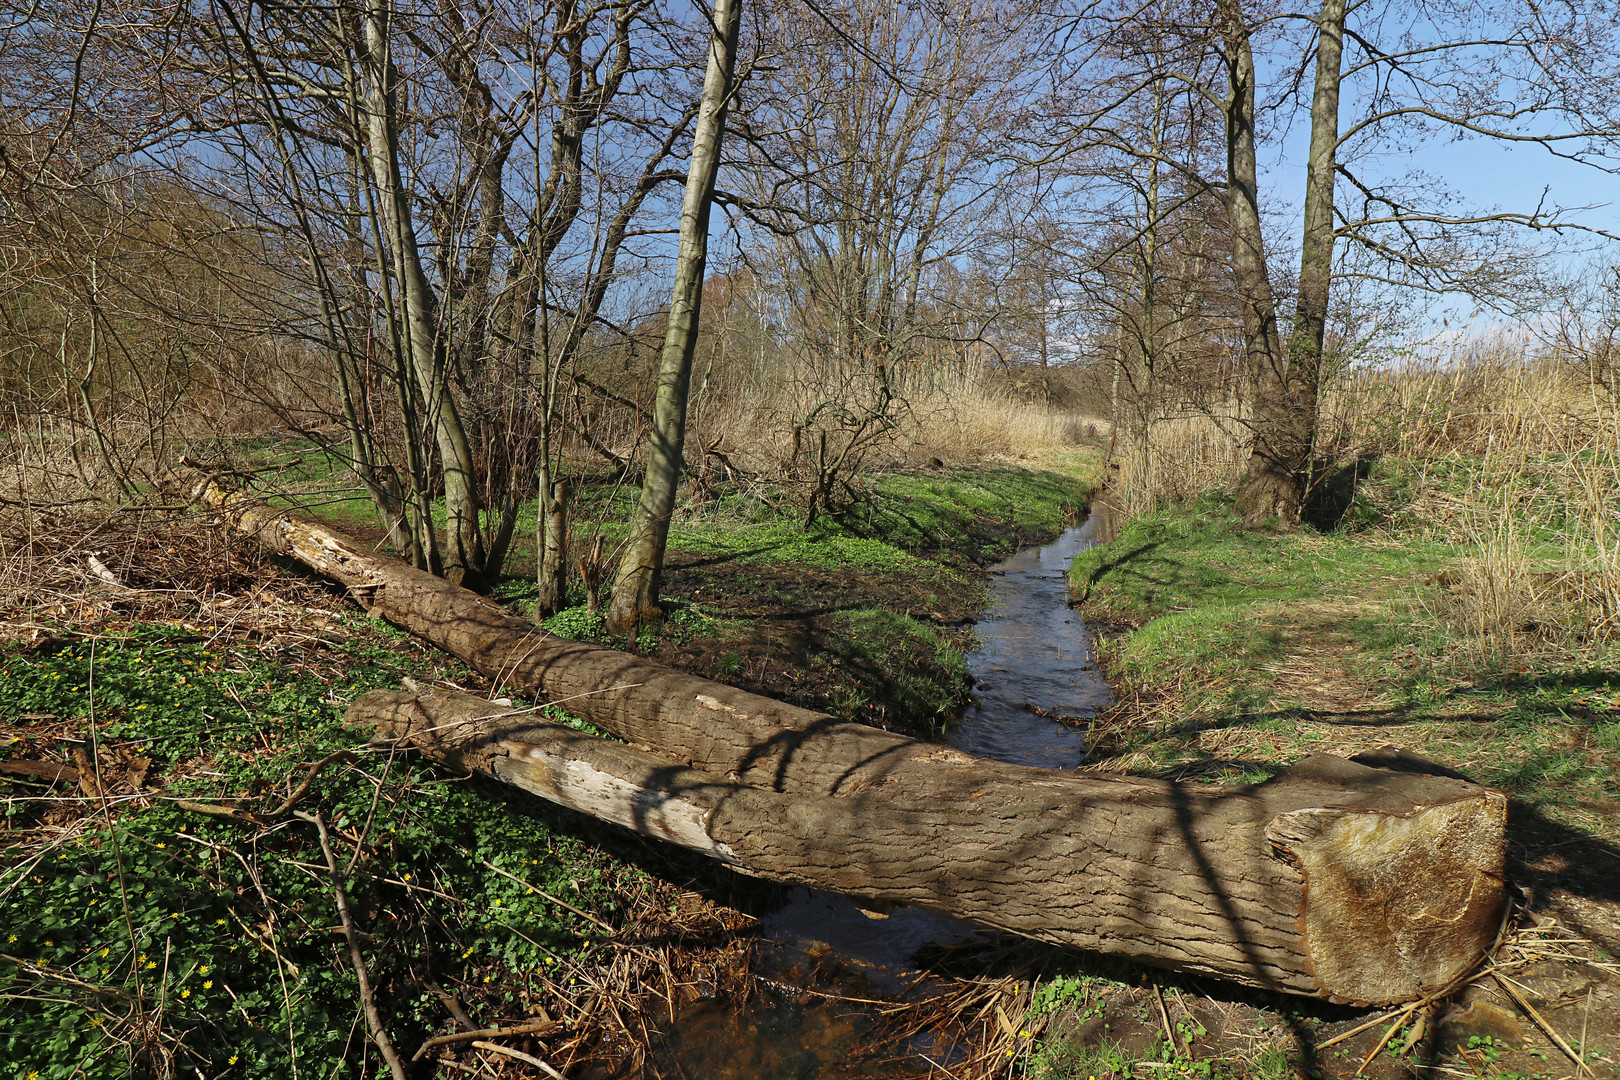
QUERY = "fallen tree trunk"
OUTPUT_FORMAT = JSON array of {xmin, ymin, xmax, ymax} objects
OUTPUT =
[
  {"xmin": 199, "ymin": 479, "xmax": 1508, "ymax": 1005},
  {"xmin": 190, "ymin": 476, "xmax": 921, "ymax": 792},
  {"xmin": 351, "ymin": 687, "xmax": 1505, "ymax": 1007}
]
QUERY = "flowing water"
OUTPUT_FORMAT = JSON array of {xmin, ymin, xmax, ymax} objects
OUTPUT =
[
  {"xmin": 633, "ymin": 509, "xmax": 1117, "ymax": 1078},
  {"xmin": 946, "ymin": 510, "xmax": 1115, "ymax": 768}
]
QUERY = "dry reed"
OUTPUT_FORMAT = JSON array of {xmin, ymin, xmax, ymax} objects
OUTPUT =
[{"xmin": 1099, "ymin": 340, "xmax": 1620, "ymax": 666}]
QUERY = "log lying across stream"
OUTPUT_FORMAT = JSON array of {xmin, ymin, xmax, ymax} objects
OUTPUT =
[{"xmin": 197, "ymin": 478, "xmax": 1509, "ymax": 1006}]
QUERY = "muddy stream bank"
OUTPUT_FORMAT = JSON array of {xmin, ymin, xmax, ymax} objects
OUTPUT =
[{"xmin": 625, "ymin": 509, "xmax": 1118, "ymax": 1078}]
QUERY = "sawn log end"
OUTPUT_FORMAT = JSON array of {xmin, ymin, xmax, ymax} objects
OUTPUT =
[{"xmin": 1265, "ymin": 754, "xmax": 1508, "ymax": 1005}]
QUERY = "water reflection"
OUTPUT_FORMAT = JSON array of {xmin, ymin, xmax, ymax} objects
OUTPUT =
[{"xmin": 947, "ymin": 511, "xmax": 1115, "ymax": 768}]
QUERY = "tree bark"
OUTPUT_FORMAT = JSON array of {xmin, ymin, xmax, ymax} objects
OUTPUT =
[
  {"xmin": 351, "ymin": 686, "xmax": 1506, "ymax": 1007},
  {"xmin": 195, "ymin": 480, "xmax": 1507, "ymax": 1006},
  {"xmin": 1285, "ymin": 0, "xmax": 1347, "ymax": 486},
  {"xmin": 1218, "ymin": 0, "xmax": 1298, "ymax": 526},
  {"xmin": 535, "ymin": 471, "xmax": 569, "ymax": 619},
  {"xmin": 607, "ymin": 0, "xmax": 742, "ymax": 636},
  {"xmin": 358, "ymin": 3, "xmax": 486, "ymax": 586}
]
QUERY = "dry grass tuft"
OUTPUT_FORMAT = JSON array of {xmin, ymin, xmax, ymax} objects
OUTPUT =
[
  {"xmin": 1105, "ymin": 342, "xmax": 1620, "ymax": 667},
  {"xmin": 1114, "ymin": 410, "xmax": 1245, "ymax": 517}
]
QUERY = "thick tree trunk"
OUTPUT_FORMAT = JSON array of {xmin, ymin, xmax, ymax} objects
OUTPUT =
[
  {"xmin": 1219, "ymin": 1, "xmax": 1300, "ymax": 526},
  {"xmin": 607, "ymin": 0, "xmax": 743, "ymax": 636},
  {"xmin": 351, "ymin": 686, "xmax": 1506, "ymax": 1007},
  {"xmin": 197, "ymin": 481, "xmax": 1508, "ymax": 1006}
]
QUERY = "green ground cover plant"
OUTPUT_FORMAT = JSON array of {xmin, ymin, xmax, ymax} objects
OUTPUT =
[{"xmin": 0, "ymin": 626, "xmax": 636, "ymax": 1078}]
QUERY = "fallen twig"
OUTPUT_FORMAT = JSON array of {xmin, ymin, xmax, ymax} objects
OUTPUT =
[
  {"xmin": 472, "ymin": 1038, "xmax": 567, "ymax": 1079},
  {"xmin": 1494, "ymin": 973, "xmax": 1594, "ymax": 1078},
  {"xmin": 312, "ymin": 811, "xmax": 408, "ymax": 1080},
  {"xmin": 264, "ymin": 750, "xmax": 354, "ymax": 816},
  {"xmin": 412, "ymin": 1020, "xmax": 564, "ymax": 1061}
]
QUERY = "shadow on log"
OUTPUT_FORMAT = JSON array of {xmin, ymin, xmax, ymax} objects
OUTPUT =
[{"xmin": 196, "ymin": 478, "xmax": 1508, "ymax": 1006}]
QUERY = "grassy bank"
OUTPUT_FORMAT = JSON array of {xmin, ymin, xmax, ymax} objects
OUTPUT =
[
  {"xmin": 1067, "ymin": 486, "xmax": 1619, "ymax": 824},
  {"xmin": 497, "ymin": 453, "xmax": 1098, "ymax": 737},
  {"xmin": 1030, "ymin": 458, "xmax": 1620, "ymax": 1080},
  {"xmin": 0, "ymin": 451, "xmax": 1098, "ymax": 1078}
]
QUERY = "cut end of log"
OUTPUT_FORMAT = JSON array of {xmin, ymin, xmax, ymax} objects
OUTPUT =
[{"xmin": 1267, "ymin": 762, "xmax": 1508, "ymax": 1004}]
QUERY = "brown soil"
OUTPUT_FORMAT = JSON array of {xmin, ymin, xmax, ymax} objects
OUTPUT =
[{"xmin": 646, "ymin": 551, "xmax": 984, "ymax": 732}]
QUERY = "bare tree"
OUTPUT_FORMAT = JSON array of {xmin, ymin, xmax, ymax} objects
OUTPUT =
[
  {"xmin": 1055, "ymin": 0, "xmax": 1620, "ymax": 524},
  {"xmin": 82, "ymin": 0, "xmax": 709, "ymax": 589},
  {"xmin": 721, "ymin": 0, "xmax": 1055, "ymax": 522},
  {"xmin": 607, "ymin": 0, "xmax": 743, "ymax": 636}
]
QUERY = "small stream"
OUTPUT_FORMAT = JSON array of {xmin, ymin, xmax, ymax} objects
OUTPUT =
[
  {"xmin": 946, "ymin": 510, "xmax": 1115, "ymax": 768},
  {"xmin": 635, "ymin": 508, "xmax": 1117, "ymax": 1078}
]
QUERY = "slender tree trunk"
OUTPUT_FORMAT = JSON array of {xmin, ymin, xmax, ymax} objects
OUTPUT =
[
  {"xmin": 360, "ymin": 3, "xmax": 486, "ymax": 586},
  {"xmin": 1128, "ymin": 116, "xmax": 1164, "ymax": 517},
  {"xmin": 535, "ymin": 467, "xmax": 569, "ymax": 619},
  {"xmin": 1219, "ymin": 1, "xmax": 1295, "ymax": 525},
  {"xmin": 607, "ymin": 0, "xmax": 742, "ymax": 636}
]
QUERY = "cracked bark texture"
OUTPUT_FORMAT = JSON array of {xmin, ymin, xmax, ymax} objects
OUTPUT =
[{"xmin": 353, "ymin": 687, "xmax": 1506, "ymax": 1007}]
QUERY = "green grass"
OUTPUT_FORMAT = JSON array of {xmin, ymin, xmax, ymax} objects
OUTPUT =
[
  {"xmin": 1067, "ymin": 486, "xmax": 1620, "ymax": 821},
  {"xmin": 1068, "ymin": 493, "xmax": 1452, "ymax": 616},
  {"xmin": 814, "ymin": 608, "xmax": 971, "ymax": 728},
  {"xmin": 249, "ymin": 440, "xmax": 1097, "ymax": 575},
  {"xmin": 846, "ymin": 459, "xmax": 1095, "ymax": 562}
]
